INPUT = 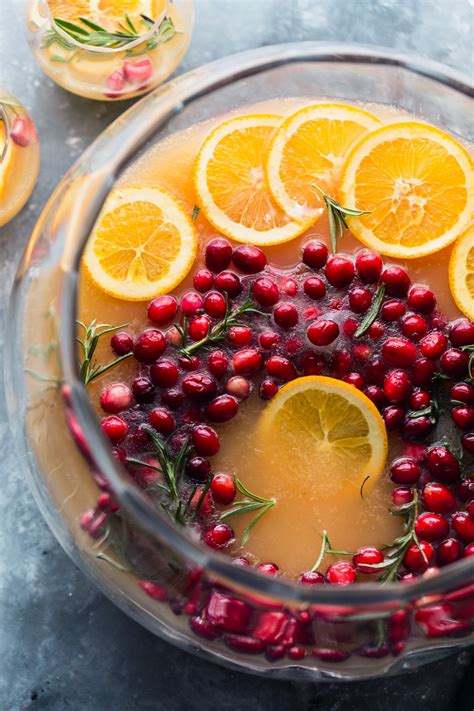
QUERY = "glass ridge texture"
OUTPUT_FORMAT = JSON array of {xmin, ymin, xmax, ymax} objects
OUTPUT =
[{"xmin": 6, "ymin": 43, "xmax": 474, "ymax": 681}]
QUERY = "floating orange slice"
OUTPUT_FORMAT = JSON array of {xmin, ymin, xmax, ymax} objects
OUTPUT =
[
  {"xmin": 449, "ymin": 224, "xmax": 474, "ymax": 319},
  {"xmin": 266, "ymin": 103, "xmax": 381, "ymax": 221},
  {"xmin": 339, "ymin": 121, "xmax": 474, "ymax": 259},
  {"xmin": 0, "ymin": 120, "xmax": 13, "ymax": 199},
  {"xmin": 47, "ymin": 1, "xmax": 162, "ymax": 30},
  {"xmin": 193, "ymin": 114, "xmax": 313, "ymax": 246}
]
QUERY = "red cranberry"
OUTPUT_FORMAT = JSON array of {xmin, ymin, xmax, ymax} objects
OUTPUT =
[
  {"xmin": 353, "ymin": 547, "xmax": 384, "ymax": 573},
  {"xmin": 365, "ymin": 356, "xmax": 387, "ymax": 385},
  {"xmin": 150, "ymin": 359, "xmax": 179, "ymax": 387},
  {"xmin": 131, "ymin": 376, "xmax": 155, "ymax": 403},
  {"xmin": 259, "ymin": 331, "xmax": 280, "ymax": 349},
  {"xmin": 304, "ymin": 305, "xmax": 322, "ymax": 320},
  {"xmin": 258, "ymin": 562, "xmax": 279, "ymax": 576},
  {"xmin": 205, "ymin": 238, "xmax": 232, "ymax": 272},
  {"xmin": 464, "ymin": 544, "xmax": 474, "ymax": 557},
  {"xmin": 402, "ymin": 415, "xmax": 433, "ymax": 439},
  {"xmin": 422, "ymin": 483, "xmax": 456, "ymax": 513},
  {"xmin": 207, "ymin": 394, "xmax": 239, "ymax": 422},
  {"xmin": 383, "ymin": 405, "xmax": 405, "ymax": 430},
  {"xmin": 449, "ymin": 319, "xmax": 474, "ymax": 347},
  {"xmin": 134, "ymin": 329, "xmax": 166, "ymax": 363},
  {"xmin": 440, "ymin": 349, "xmax": 469, "ymax": 378},
  {"xmin": 383, "ymin": 369, "xmax": 412, "ymax": 402},
  {"xmin": 214, "ymin": 271, "xmax": 242, "ymax": 297},
  {"xmin": 410, "ymin": 390, "xmax": 431, "ymax": 410},
  {"xmin": 193, "ymin": 425, "xmax": 220, "ymax": 456},
  {"xmin": 182, "ymin": 373, "xmax": 217, "ymax": 400},
  {"xmin": 266, "ymin": 355, "xmax": 297, "ymax": 381},
  {"xmin": 100, "ymin": 383, "xmax": 132, "ymax": 413},
  {"xmin": 412, "ymin": 357, "xmax": 435, "ymax": 386},
  {"xmin": 232, "ymin": 244, "xmax": 267, "ymax": 273},
  {"xmin": 426, "ymin": 447, "xmax": 461, "ymax": 483},
  {"xmin": 10, "ymin": 116, "xmax": 37, "ymax": 146},
  {"xmin": 101, "ymin": 415, "xmax": 128, "ymax": 443},
  {"xmin": 149, "ymin": 407, "xmax": 175, "ymax": 435},
  {"xmin": 299, "ymin": 571, "xmax": 326, "ymax": 584},
  {"xmin": 326, "ymin": 561, "xmax": 357, "ymax": 585},
  {"xmin": 211, "ymin": 473, "xmax": 236, "ymax": 504},
  {"xmin": 401, "ymin": 314, "xmax": 428, "ymax": 341},
  {"xmin": 462, "ymin": 433, "xmax": 474, "ymax": 455},
  {"xmin": 304, "ymin": 276, "xmax": 326, "ymax": 300},
  {"xmin": 353, "ymin": 344, "xmax": 371, "ymax": 361},
  {"xmin": 207, "ymin": 350, "xmax": 228, "ymax": 378},
  {"xmin": 390, "ymin": 457, "xmax": 420, "ymax": 485},
  {"xmin": 381, "ymin": 299, "xmax": 406, "ymax": 321},
  {"xmin": 419, "ymin": 331, "xmax": 448, "ymax": 359},
  {"xmin": 186, "ymin": 456, "xmax": 211, "ymax": 480},
  {"xmin": 382, "ymin": 338, "xmax": 418, "ymax": 367},
  {"xmin": 437, "ymin": 538, "xmax": 464, "ymax": 566},
  {"xmin": 452, "ymin": 512, "xmax": 474, "ymax": 543},
  {"xmin": 188, "ymin": 315, "xmax": 211, "ymax": 341},
  {"xmin": 452, "ymin": 405, "xmax": 474, "ymax": 430},
  {"xmin": 368, "ymin": 321, "xmax": 385, "ymax": 340},
  {"xmin": 403, "ymin": 541, "xmax": 434, "ymax": 572},
  {"xmin": 181, "ymin": 291, "xmax": 204, "ymax": 317},
  {"xmin": 343, "ymin": 317, "xmax": 358, "ymax": 337},
  {"xmin": 204, "ymin": 291, "xmax": 227, "ymax": 319},
  {"xmin": 226, "ymin": 375, "xmax": 252, "ymax": 399},
  {"xmin": 260, "ymin": 379, "xmax": 278, "ymax": 400},
  {"xmin": 450, "ymin": 382, "xmax": 474, "ymax": 404},
  {"xmin": 302, "ymin": 351, "xmax": 325, "ymax": 375},
  {"xmin": 325, "ymin": 255, "xmax": 354, "ymax": 288},
  {"xmin": 273, "ymin": 302, "xmax": 298, "ymax": 329},
  {"xmin": 147, "ymin": 295, "xmax": 178, "ymax": 326},
  {"xmin": 111, "ymin": 330, "xmax": 133, "ymax": 355},
  {"xmin": 179, "ymin": 355, "xmax": 200, "ymax": 372},
  {"xmin": 232, "ymin": 348, "xmax": 262, "ymax": 375},
  {"xmin": 203, "ymin": 523, "xmax": 234, "ymax": 549},
  {"xmin": 415, "ymin": 513, "xmax": 449, "ymax": 542},
  {"xmin": 302, "ymin": 240, "xmax": 328, "ymax": 269},
  {"xmin": 252, "ymin": 277, "xmax": 279, "ymax": 306},
  {"xmin": 381, "ymin": 266, "xmax": 410, "ymax": 296},
  {"xmin": 349, "ymin": 287, "xmax": 372, "ymax": 313},
  {"xmin": 407, "ymin": 286, "xmax": 436, "ymax": 314},
  {"xmin": 355, "ymin": 250, "xmax": 382, "ymax": 283},
  {"xmin": 307, "ymin": 319, "xmax": 339, "ymax": 346},
  {"xmin": 391, "ymin": 487, "xmax": 413, "ymax": 507},
  {"xmin": 161, "ymin": 388, "xmax": 184, "ymax": 410},
  {"xmin": 282, "ymin": 278, "xmax": 298, "ymax": 296},
  {"xmin": 193, "ymin": 268, "xmax": 214, "ymax": 292},
  {"xmin": 364, "ymin": 385, "xmax": 385, "ymax": 407},
  {"xmin": 343, "ymin": 372, "xmax": 365, "ymax": 390}
]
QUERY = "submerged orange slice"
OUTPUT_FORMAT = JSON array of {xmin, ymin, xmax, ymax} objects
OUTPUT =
[
  {"xmin": 47, "ymin": 1, "xmax": 162, "ymax": 30},
  {"xmin": 339, "ymin": 121, "xmax": 474, "ymax": 259},
  {"xmin": 193, "ymin": 114, "xmax": 313, "ymax": 246},
  {"xmin": 266, "ymin": 103, "xmax": 380, "ymax": 221},
  {"xmin": 83, "ymin": 186, "xmax": 197, "ymax": 301},
  {"xmin": 258, "ymin": 376, "xmax": 388, "ymax": 495},
  {"xmin": 449, "ymin": 225, "xmax": 474, "ymax": 319},
  {"xmin": 0, "ymin": 121, "xmax": 13, "ymax": 199}
]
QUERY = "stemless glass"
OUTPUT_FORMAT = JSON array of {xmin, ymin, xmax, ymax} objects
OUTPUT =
[
  {"xmin": 25, "ymin": 0, "xmax": 194, "ymax": 101},
  {"xmin": 6, "ymin": 44, "xmax": 474, "ymax": 681}
]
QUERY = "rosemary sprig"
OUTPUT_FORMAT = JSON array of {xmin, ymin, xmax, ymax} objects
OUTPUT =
[
  {"xmin": 219, "ymin": 478, "xmax": 276, "ymax": 545},
  {"xmin": 354, "ymin": 284, "xmax": 385, "ymax": 338},
  {"xmin": 313, "ymin": 185, "xmax": 371, "ymax": 252},
  {"xmin": 310, "ymin": 530, "xmax": 352, "ymax": 572},
  {"xmin": 192, "ymin": 205, "xmax": 200, "ymax": 221},
  {"xmin": 76, "ymin": 320, "xmax": 133, "ymax": 386}
]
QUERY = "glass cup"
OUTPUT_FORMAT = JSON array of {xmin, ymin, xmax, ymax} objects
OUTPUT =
[
  {"xmin": 25, "ymin": 0, "xmax": 194, "ymax": 101},
  {"xmin": 6, "ymin": 43, "xmax": 474, "ymax": 681}
]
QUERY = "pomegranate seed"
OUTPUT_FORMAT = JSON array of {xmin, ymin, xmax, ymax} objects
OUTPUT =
[
  {"xmin": 193, "ymin": 268, "xmax": 214, "ymax": 292},
  {"xmin": 207, "ymin": 394, "xmax": 239, "ymax": 422},
  {"xmin": 451, "ymin": 405, "xmax": 474, "ymax": 430},
  {"xmin": 123, "ymin": 58, "xmax": 153, "ymax": 83},
  {"xmin": 382, "ymin": 337, "xmax": 418, "ymax": 367},
  {"xmin": 105, "ymin": 69, "xmax": 125, "ymax": 97},
  {"xmin": 449, "ymin": 319, "xmax": 474, "ymax": 347},
  {"xmin": 383, "ymin": 369, "xmax": 412, "ymax": 402},
  {"xmin": 353, "ymin": 547, "xmax": 384, "ymax": 573},
  {"xmin": 232, "ymin": 244, "xmax": 267, "ymax": 273},
  {"xmin": 266, "ymin": 354, "xmax": 297, "ymax": 381},
  {"xmin": 407, "ymin": 286, "xmax": 436, "ymax": 314},
  {"xmin": 391, "ymin": 487, "xmax": 413, "ymax": 507},
  {"xmin": 204, "ymin": 291, "xmax": 226, "ymax": 319},
  {"xmin": 190, "ymin": 616, "xmax": 220, "ymax": 640},
  {"xmin": 355, "ymin": 250, "xmax": 383, "ymax": 283},
  {"xmin": 402, "ymin": 415, "xmax": 433, "ymax": 439},
  {"xmin": 100, "ymin": 383, "xmax": 132, "ymax": 413},
  {"xmin": 381, "ymin": 266, "xmax": 410, "ymax": 296},
  {"xmin": 182, "ymin": 373, "xmax": 217, "ymax": 400},
  {"xmin": 364, "ymin": 385, "xmax": 385, "ymax": 407},
  {"xmin": 10, "ymin": 116, "xmax": 37, "ymax": 146},
  {"xmin": 440, "ymin": 348, "xmax": 469, "ymax": 378},
  {"xmin": 149, "ymin": 407, "xmax": 175, "ymax": 435},
  {"xmin": 426, "ymin": 447, "xmax": 460, "ymax": 484},
  {"xmin": 462, "ymin": 434, "xmax": 474, "ymax": 455},
  {"xmin": 383, "ymin": 405, "xmax": 405, "ymax": 430},
  {"xmin": 367, "ymin": 321, "xmax": 385, "ymax": 340},
  {"xmin": 179, "ymin": 355, "xmax": 200, "ymax": 372},
  {"xmin": 450, "ymin": 382, "xmax": 474, "ymax": 404},
  {"xmin": 325, "ymin": 255, "xmax": 354, "ymax": 288},
  {"xmin": 437, "ymin": 538, "xmax": 464, "ymax": 565},
  {"xmin": 252, "ymin": 277, "xmax": 279, "ymax": 306},
  {"xmin": 349, "ymin": 287, "xmax": 372, "ymax": 313},
  {"xmin": 422, "ymin": 483, "xmax": 456, "ymax": 513},
  {"xmin": 259, "ymin": 331, "xmax": 280, "ymax": 349},
  {"xmin": 415, "ymin": 513, "xmax": 449, "ymax": 542},
  {"xmin": 403, "ymin": 541, "xmax": 434, "ymax": 572},
  {"xmin": 302, "ymin": 351, "xmax": 325, "ymax": 375},
  {"xmin": 224, "ymin": 635, "xmax": 265, "ymax": 654},
  {"xmin": 302, "ymin": 240, "xmax": 328, "ymax": 269},
  {"xmin": 214, "ymin": 271, "xmax": 242, "ymax": 297},
  {"xmin": 381, "ymin": 299, "xmax": 406, "ymax": 321},
  {"xmin": 228, "ymin": 325, "xmax": 253, "ymax": 347},
  {"xmin": 307, "ymin": 319, "xmax": 339, "ymax": 346},
  {"xmin": 131, "ymin": 376, "xmax": 155, "ymax": 403},
  {"xmin": 150, "ymin": 359, "xmax": 179, "ymax": 387},
  {"xmin": 452, "ymin": 512, "xmax": 474, "ymax": 542},
  {"xmin": 101, "ymin": 415, "xmax": 128, "ymax": 443},
  {"xmin": 203, "ymin": 523, "xmax": 234, "ymax": 548},
  {"xmin": 133, "ymin": 329, "xmax": 166, "ymax": 363},
  {"xmin": 273, "ymin": 302, "xmax": 298, "ymax": 328},
  {"xmin": 400, "ymin": 314, "xmax": 428, "ymax": 341},
  {"xmin": 260, "ymin": 379, "xmax": 278, "ymax": 400},
  {"xmin": 390, "ymin": 457, "xmax": 421, "ymax": 485},
  {"xmin": 410, "ymin": 390, "xmax": 431, "ymax": 410},
  {"xmin": 147, "ymin": 295, "xmax": 178, "ymax": 326},
  {"xmin": 343, "ymin": 317, "xmax": 358, "ymax": 337},
  {"xmin": 419, "ymin": 331, "xmax": 448, "ymax": 359},
  {"xmin": 232, "ymin": 348, "xmax": 262, "ymax": 375},
  {"xmin": 186, "ymin": 456, "xmax": 211, "ymax": 480},
  {"xmin": 205, "ymin": 238, "xmax": 232, "ymax": 272},
  {"xmin": 326, "ymin": 561, "xmax": 357, "ymax": 585},
  {"xmin": 206, "ymin": 350, "xmax": 228, "ymax": 378},
  {"xmin": 258, "ymin": 562, "xmax": 279, "ymax": 576},
  {"xmin": 161, "ymin": 388, "xmax": 184, "ymax": 410},
  {"xmin": 188, "ymin": 315, "xmax": 211, "ymax": 341},
  {"xmin": 226, "ymin": 375, "xmax": 252, "ymax": 400},
  {"xmin": 365, "ymin": 356, "xmax": 387, "ymax": 385},
  {"xmin": 412, "ymin": 357, "xmax": 435, "ymax": 386},
  {"xmin": 111, "ymin": 330, "xmax": 133, "ymax": 355},
  {"xmin": 282, "ymin": 278, "xmax": 298, "ymax": 296},
  {"xmin": 304, "ymin": 276, "xmax": 327, "ymax": 300},
  {"xmin": 299, "ymin": 570, "xmax": 326, "ymax": 584},
  {"xmin": 343, "ymin": 372, "xmax": 365, "ymax": 389},
  {"xmin": 192, "ymin": 425, "xmax": 220, "ymax": 456},
  {"xmin": 464, "ymin": 544, "xmax": 474, "ymax": 557},
  {"xmin": 211, "ymin": 473, "xmax": 236, "ymax": 504}
]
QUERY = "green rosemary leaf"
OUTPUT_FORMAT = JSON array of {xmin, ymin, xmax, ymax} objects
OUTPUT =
[
  {"xmin": 78, "ymin": 16, "xmax": 106, "ymax": 32},
  {"xmin": 355, "ymin": 284, "xmax": 385, "ymax": 338},
  {"xmin": 49, "ymin": 54, "xmax": 69, "ymax": 63},
  {"xmin": 190, "ymin": 476, "xmax": 212, "ymax": 522},
  {"xmin": 313, "ymin": 184, "xmax": 371, "ymax": 252},
  {"xmin": 53, "ymin": 17, "xmax": 89, "ymax": 35},
  {"xmin": 310, "ymin": 530, "xmax": 330, "ymax": 572},
  {"xmin": 327, "ymin": 200, "xmax": 338, "ymax": 253},
  {"xmin": 87, "ymin": 352, "xmax": 133, "ymax": 383},
  {"xmin": 219, "ymin": 501, "xmax": 266, "ymax": 521},
  {"xmin": 242, "ymin": 504, "xmax": 273, "ymax": 546},
  {"xmin": 125, "ymin": 13, "xmax": 137, "ymax": 33},
  {"xmin": 192, "ymin": 205, "xmax": 200, "ymax": 221}
]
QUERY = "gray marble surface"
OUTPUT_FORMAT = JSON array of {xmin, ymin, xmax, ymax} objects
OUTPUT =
[{"xmin": 1, "ymin": 0, "xmax": 474, "ymax": 709}]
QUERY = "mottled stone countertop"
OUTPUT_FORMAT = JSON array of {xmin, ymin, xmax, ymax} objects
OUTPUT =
[{"xmin": 1, "ymin": 0, "xmax": 474, "ymax": 708}]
